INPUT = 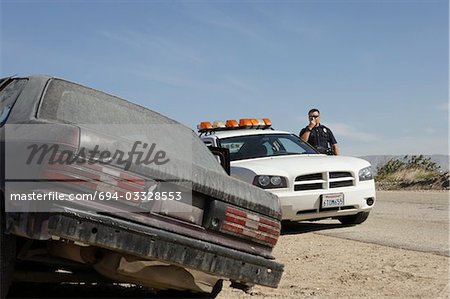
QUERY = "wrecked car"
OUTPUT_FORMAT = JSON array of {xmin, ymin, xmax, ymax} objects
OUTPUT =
[{"xmin": 0, "ymin": 75, "xmax": 284, "ymax": 297}]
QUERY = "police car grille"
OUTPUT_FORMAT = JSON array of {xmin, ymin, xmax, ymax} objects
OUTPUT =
[
  {"xmin": 329, "ymin": 172, "xmax": 354, "ymax": 188},
  {"xmin": 329, "ymin": 171, "xmax": 352, "ymax": 179},
  {"xmin": 294, "ymin": 173, "xmax": 325, "ymax": 191},
  {"xmin": 295, "ymin": 173, "xmax": 323, "ymax": 181},
  {"xmin": 294, "ymin": 172, "xmax": 354, "ymax": 191}
]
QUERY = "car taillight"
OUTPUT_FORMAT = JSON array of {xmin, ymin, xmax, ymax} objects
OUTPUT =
[
  {"xmin": 43, "ymin": 153, "xmax": 146, "ymax": 199},
  {"xmin": 221, "ymin": 206, "xmax": 280, "ymax": 247},
  {"xmin": 205, "ymin": 201, "xmax": 281, "ymax": 248}
]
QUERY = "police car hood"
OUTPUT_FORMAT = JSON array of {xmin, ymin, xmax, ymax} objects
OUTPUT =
[{"xmin": 231, "ymin": 154, "xmax": 371, "ymax": 178}]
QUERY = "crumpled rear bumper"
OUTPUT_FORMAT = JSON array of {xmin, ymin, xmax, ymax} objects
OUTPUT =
[{"xmin": 47, "ymin": 211, "xmax": 284, "ymax": 288}]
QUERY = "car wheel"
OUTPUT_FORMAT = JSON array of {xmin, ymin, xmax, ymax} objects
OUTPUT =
[
  {"xmin": 337, "ymin": 212, "xmax": 370, "ymax": 225},
  {"xmin": 1, "ymin": 192, "xmax": 16, "ymax": 298}
]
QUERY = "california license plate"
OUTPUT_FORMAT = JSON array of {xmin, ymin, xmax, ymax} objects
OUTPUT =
[{"xmin": 321, "ymin": 193, "xmax": 344, "ymax": 209}]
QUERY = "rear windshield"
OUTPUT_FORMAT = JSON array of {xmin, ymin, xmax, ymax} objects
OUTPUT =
[
  {"xmin": 39, "ymin": 79, "xmax": 174, "ymax": 125},
  {"xmin": 38, "ymin": 79, "xmax": 225, "ymax": 173},
  {"xmin": 0, "ymin": 79, "xmax": 28, "ymax": 126}
]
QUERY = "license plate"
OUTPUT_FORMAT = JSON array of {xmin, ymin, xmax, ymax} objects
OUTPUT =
[{"xmin": 321, "ymin": 193, "xmax": 344, "ymax": 209}]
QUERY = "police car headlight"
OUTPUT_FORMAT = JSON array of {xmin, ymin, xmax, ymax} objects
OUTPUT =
[
  {"xmin": 257, "ymin": 175, "xmax": 271, "ymax": 187},
  {"xmin": 270, "ymin": 176, "xmax": 282, "ymax": 186},
  {"xmin": 253, "ymin": 175, "xmax": 287, "ymax": 189},
  {"xmin": 358, "ymin": 166, "xmax": 373, "ymax": 181}
]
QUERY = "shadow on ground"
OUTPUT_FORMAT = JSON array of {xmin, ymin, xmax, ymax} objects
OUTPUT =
[
  {"xmin": 281, "ymin": 221, "xmax": 353, "ymax": 236},
  {"xmin": 7, "ymin": 282, "xmax": 211, "ymax": 298}
]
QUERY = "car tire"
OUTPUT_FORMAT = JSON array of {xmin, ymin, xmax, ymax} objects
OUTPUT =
[
  {"xmin": 337, "ymin": 211, "xmax": 370, "ymax": 225},
  {"xmin": 0, "ymin": 192, "xmax": 16, "ymax": 298}
]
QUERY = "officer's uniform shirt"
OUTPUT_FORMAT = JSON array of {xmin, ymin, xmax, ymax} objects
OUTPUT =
[{"xmin": 299, "ymin": 124, "xmax": 337, "ymax": 151}]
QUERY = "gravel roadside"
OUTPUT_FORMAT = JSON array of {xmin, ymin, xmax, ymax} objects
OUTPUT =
[{"xmin": 218, "ymin": 232, "xmax": 449, "ymax": 299}]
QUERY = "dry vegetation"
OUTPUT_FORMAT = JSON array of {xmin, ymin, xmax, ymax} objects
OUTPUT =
[{"xmin": 375, "ymin": 155, "xmax": 449, "ymax": 190}]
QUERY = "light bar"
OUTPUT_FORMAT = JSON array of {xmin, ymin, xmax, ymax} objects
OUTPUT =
[{"xmin": 198, "ymin": 118, "xmax": 272, "ymax": 132}]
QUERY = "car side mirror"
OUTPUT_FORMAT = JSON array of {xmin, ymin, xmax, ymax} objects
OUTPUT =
[{"xmin": 208, "ymin": 146, "xmax": 230, "ymax": 175}]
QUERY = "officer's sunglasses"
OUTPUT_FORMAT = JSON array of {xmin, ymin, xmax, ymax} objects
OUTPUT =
[{"xmin": 309, "ymin": 115, "xmax": 320, "ymax": 119}]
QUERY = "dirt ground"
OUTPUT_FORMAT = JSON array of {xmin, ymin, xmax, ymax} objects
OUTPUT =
[
  {"xmin": 218, "ymin": 232, "xmax": 449, "ymax": 299},
  {"xmin": 7, "ymin": 190, "xmax": 449, "ymax": 298},
  {"xmin": 7, "ymin": 226, "xmax": 449, "ymax": 299}
]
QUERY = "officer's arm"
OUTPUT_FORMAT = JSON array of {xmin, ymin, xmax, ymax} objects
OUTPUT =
[
  {"xmin": 300, "ymin": 131, "xmax": 309, "ymax": 142},
  {"xmin": 300, "ymin": 127, "xmax": 312, "ymax": 142},
  {"xmin": 332, "ymin": 144, "xmax": 339, "ymax": 156}
]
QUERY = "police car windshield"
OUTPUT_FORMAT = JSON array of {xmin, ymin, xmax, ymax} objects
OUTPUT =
[{"xmin": 219, "ymin": 133, "xmax": 318, "ymax": 161}]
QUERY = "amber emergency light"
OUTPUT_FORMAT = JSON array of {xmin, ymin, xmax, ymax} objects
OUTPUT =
[
  {"xmin": 197, "ymin": 121, "xmax": 213, "ymax": 132},
  {"xmin": 225, "ymin": 119, "xmax": 239, "ymax": 128}
]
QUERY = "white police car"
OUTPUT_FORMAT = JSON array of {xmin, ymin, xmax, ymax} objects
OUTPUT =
[{"xmin": 198, "ymin": 118, "xmax": 376, "ymax": 225}]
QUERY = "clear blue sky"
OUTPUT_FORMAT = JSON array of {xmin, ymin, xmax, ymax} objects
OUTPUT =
[{"xmin": 1, "ymin": 0, "xmax": 448, "ymax": 156}]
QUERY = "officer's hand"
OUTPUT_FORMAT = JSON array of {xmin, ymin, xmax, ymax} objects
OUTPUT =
[{"xmin": 308, "ymin": 119, "xmax": 316, "ymax": 129}]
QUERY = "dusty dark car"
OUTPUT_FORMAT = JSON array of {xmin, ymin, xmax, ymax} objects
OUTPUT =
[{"xmin": 0, "ymin": 75, "xmax": 283, "ymax": 297}]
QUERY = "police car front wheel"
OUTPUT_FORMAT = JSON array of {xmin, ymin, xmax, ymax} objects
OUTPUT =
[{"xmin": 337, "ymin": 212, "xmax": 370, "ymax": 225}]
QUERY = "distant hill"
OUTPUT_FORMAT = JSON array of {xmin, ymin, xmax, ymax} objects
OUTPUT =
[{"xmin": 358, "ymin": 155, "xmax": 449, "ymax": 175}]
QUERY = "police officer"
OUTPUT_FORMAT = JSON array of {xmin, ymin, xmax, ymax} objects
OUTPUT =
[{"xmin": 299, "ymin": 108, "xmax": 339, "ymax": 155}]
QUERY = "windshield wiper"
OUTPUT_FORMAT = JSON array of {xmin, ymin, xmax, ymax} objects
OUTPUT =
[{"xmin": 270, "ymin": 152, "xmax": 309, "ymax": 157}]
